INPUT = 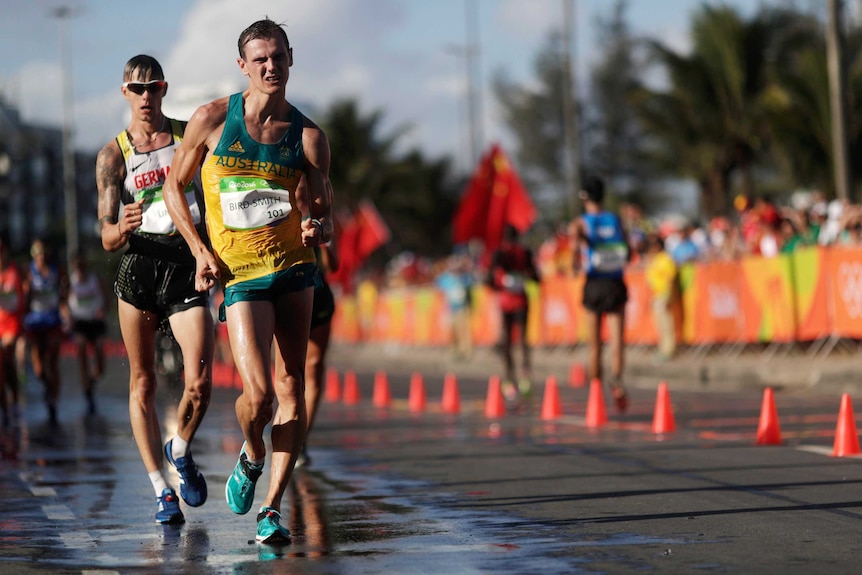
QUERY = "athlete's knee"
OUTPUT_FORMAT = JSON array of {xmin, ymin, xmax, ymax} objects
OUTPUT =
[
  {"xmin": 129, "ymin": 372, "xmax": 157, "ymax": 405},
  {"xmin": 274, "ymin": 370, "xmax": 305, "ymax": 402},
  {"xmin": 242, "ymin": 384, "xmax": 276, "ymax": 419},
  {"xmin": 184, "ymin": 370, "xmax": 211, "ymax": 402}
]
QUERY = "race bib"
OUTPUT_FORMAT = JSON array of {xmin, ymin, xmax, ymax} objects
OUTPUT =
[
  {"xmin": 31, "ymin": 290, "xmax": 59, "ymax": 313},
  {"xmin": 71, "ymin": 292, "xmax": 101, "ymax": 319},
  {"xmin": 0, "ymin": 290, "xmax": 18, "ymax": 312},
  {"xmin": 135, "ymin": 184, "xmax": 201, "ymax": 235},
  {"xmin": 590, "ymin": 243, "xmax": 628, "ymax": 273},
  {"xmin": 219, "ymin": 177, "xmax": 292, "ymax": 231},
  {"xmin": 502, "ymin": 273, "xmax": 526, "ymax": 293}
]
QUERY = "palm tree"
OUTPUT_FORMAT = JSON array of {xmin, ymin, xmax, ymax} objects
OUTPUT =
[
  {"xmin": 634, "ymin": 6, "xmax": 791, "ymax": 216},
  {"xmin": 322, "ymin": 98, "xmax": 408, "ymax": 209},
  {"xmin": 319, "ymin": 98, "xmax": 461, "ymax": 257},
  {"xmin": 762, "ymin": 18, "xmax": 834, "ymax": 193}
]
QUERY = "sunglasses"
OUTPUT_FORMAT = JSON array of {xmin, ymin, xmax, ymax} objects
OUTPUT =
[{"xmin": 123, "ymin": 80, "xmax": 167, "ymax": 95}]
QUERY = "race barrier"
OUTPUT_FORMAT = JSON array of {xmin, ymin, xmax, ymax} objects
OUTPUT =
[{"xmin": 331, "ymin": 246, "xmax": 862, "ymax": 348}]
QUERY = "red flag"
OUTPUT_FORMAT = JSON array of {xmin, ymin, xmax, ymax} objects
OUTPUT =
[
  {"xmin": 329, "ymin": 200, "xmax": 390, "ymax": 293},
  {"xmin": 328, "ymin": 210, "xmax": 359, "ymax": 291},
  {"xmin": 452, "ymin": 144, "xmax": 537, "ymax": 253},
  {"xmin": 353, "ymin": 200, "xmax": 390, "ymax": 260}
]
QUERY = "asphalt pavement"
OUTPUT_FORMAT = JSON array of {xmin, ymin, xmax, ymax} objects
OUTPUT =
[
  {"xmin": 327, "ymin": 338, "xmax": 862, "ymax": 396},
  {"xmin": 2, "ymin": 342, "xmax": 862, "ymax": 574}
]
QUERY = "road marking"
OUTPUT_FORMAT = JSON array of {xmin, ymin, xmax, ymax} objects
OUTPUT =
[
  {"xmin": 797, "ymin": 445, "xmax": 862, "ymax": 458},
  {"xmin": 42, "ymin": 504, "xmax": 75, "ymax": 520},
  {"xmin": 59, "ymin": 531, "xmax": 94, "ymax": 549},
  {"xmin": 30, "ymin": 486, "xmax": 57, "ymax": 496}
]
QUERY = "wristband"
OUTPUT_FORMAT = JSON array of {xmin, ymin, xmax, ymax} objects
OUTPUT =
[{"xmin": 310, "ymin": 218, "xmax": 322, "ymax": 228}]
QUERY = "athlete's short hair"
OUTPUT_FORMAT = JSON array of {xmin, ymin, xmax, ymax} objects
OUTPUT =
[
  {"xmin": 123, "ymin": 55, "xmax": 164, "ymax": 83},
  {"xmin": 238, "ymin": 18, "xmax": 290, "ymax": 59},
  {"xmin": 579, "ymin": 176, "xmax": 605, "ymax": 205}
]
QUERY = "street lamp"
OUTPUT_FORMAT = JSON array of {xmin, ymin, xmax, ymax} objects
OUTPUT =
[
  {"xmin": 51, "ymin": 6, "xmax": 79, "ymax": 263},
  {"xmin": 561, "ymin": 0, "xmax": 581, "ymax": 216},
  {"xmin": 444, "ymin": 0, "xmax": 483, "ymax": 173},
  {"xmin": 444, "ymin": 43, "xmax": 478, "ymax": 174}
]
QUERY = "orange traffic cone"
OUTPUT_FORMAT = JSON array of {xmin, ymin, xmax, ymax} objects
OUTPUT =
[
  {"xmin": 755, "ymin": 387, "xmax": 782, "ymax": 445},
  {"xmin": 343, "ymin": 370, "xmax": 360, "ymax": 405},
  {"xmin": 408, "ymin": 372, "xmax": 427, "ymax": 413},
  {"xmin": 652, "ymin": 381, "xmax": 676, "ymax": 434},
  {"xmin": 585, "ymin": 378, "xmax": 607, "ymax": 428},
  {"xmin": 373, "ymin": 371, "xmax": 392, "ymax": 408},
  {"xmin": 485, "ymin": 375, "xmax": 506, "ymax": 418},
  {"xmin": 441, "ymin": 373, "xmax": 461, "ymax": 414},
  {"xmin": 568, "ymin": 362, "xmax": 586, "ymax": 388},
  {"xmin": 833, "ymin": 394, "xmax": 861, "ymax": 457},
  {"xmin": 324, "ymin": 368, "xmax": 341, "ymax": 402},
  {"xmin": 541, "ymin": 375, "xmax": 563, "ymax": 420}
]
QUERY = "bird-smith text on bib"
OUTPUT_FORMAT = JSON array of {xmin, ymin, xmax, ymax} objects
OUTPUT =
[{"xmin": 219, "ymin": 176, "xmax": 293, "ymax": 230}]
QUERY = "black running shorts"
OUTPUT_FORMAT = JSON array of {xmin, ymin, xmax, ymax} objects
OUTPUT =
[
  {"xmin": 310, "ymin": 280, "xmax": 336, "ymax": 329},
  {"xmin": 582, "ymin": 276, "xmax": 628, "ymax": 314},
  {"xmin": 72, "ymin": 318, "xmax": 107, "ymax": 341},
  {"xmin": 114, "ymin": 252, "xmax": 208, "ymax": 318}
]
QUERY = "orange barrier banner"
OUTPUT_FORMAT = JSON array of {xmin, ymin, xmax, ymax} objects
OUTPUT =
[
  {"xmin": 356, "ymin": 280, "xmax": 379, "ymax": 340},
  {"xmin": 827, "ymin": 247, "xmax": 862, "ymax": 339},
  {"xmin": 683, "ymin": 261, "xmax": 741, "ymax": 345},
  {"xmin": 330, "ymin": 246, "xmax": 862, "ymax": 348},
  {"xmin": 469, "ymin": 286, "xmax": 501, "ymax": 346},
  {"xmin": 623, "ymin": 269, "xmax": 658, "ymax": 345},
  {"xmin": 525, "ymin": 281, "xmax": 542, "ymax": 345},
  {"xmin": 539, "ymin": 276, "xmax": 580, "ymax": 346},
  {"xmin": 367, "ymin": 291, "xmax": 393, "ymax": 343},
  {"xmin": 331, "ymin": 296, "xmax": 361, "ymax": 343},
  {"xmin": 791, "ymin": 247, "xmax": 831, "ymax": 341},
  {"xmin": 412, "ymin": 288, "xmax": 449, "ymax": 346},
  {"xmin": 738, "ymin": 254, "xmax": 797, "ymax": 342}
]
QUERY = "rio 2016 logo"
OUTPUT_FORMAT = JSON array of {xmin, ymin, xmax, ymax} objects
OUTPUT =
[{"xmin": 838, "ymin": 262, "xmax": 862, "ymax": 319}]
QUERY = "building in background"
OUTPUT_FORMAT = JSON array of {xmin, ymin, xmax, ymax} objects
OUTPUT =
[{"xmin": 0, "ymin": 95, "xmax": 97, "ymax": 257}]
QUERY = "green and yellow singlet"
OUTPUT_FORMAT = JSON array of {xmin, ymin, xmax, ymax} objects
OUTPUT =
[{"xmin": 200, "ymin": 93, "xmax": 314, "ymax": 286}]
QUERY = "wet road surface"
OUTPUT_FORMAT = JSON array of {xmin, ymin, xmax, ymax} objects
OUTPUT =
[{"xmin": 3, "ymin": 354, "xmax": 862, "ymax": 573}]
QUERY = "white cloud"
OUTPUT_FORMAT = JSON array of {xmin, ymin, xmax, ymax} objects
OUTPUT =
[
  {"xmin": 497, "ymin": 0, "xmax": 558, "ymax": 39},
  {"xmin": 12, "ymin": 61, "xmax": 64, "ymax": 129},
  {"xmin": 1, "ymin": 0, "xmax": 752, "ymax": 162}
]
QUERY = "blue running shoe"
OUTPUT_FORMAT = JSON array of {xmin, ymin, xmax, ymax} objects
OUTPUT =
[
  {"xmin": 164, "ymin": 439, "xmax": 208, "ymax": 507},
  {"xmin": 155, "ymin": 488, "xmax": 184, "ymax": 524},
  {"xmin": 256, "ymin": 506, "xmax": 290, "ymax": 544},
  {"xmin": 225, "ymin": 443, "xmax": 263, "ymax": 515}
]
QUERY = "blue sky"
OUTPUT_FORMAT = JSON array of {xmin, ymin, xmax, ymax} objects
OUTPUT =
[{"xmin": 0, "ymin": 0, "xmax": 816, "ymax": 173}]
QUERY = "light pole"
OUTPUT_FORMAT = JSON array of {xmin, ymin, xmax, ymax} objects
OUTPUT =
[
  {"xmin": 561, "ymin": 0, "xmax": 580, "ymax": 216},
  {"xmin": 827, "ymin": 0, "xmax": 852, "ymax": 201},
  {"xmin": 444, "ymin": 43, "xmax": 479, "ymax": 174},
  {"xmin": 464, "ymin": 0, "xmax": 483, "ymax": 168},
  {"xmin": 52, "ymin": 6, "xmax": 79, "ymax": 263},
  {"xmin": 445, "ymin": 0, "xmax": 483, "ymax": 173}
]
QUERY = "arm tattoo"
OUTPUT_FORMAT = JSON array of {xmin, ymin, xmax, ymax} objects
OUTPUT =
[{"xmin": 95, "ymin": 143, "xmax": 124, "ymax": 231}]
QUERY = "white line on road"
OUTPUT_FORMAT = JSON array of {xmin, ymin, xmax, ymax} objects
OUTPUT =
[
  {"xmin": 796, "ymin": 445, "xmax": 862, "ymax": 458},
  {"xmin": 30, "ymin": 486, "xmax": 57, "ymax": 496},
  {"xmin": 42, "ymin": 504, "xmax": 75, "ymax": 520}
]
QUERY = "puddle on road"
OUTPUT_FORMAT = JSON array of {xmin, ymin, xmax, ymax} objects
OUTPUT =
[{"xmin": 193, "ymin": 449, "xmax": 712, "ymax": 574}]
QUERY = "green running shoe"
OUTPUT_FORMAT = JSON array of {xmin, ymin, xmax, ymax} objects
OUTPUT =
[
  {"xmin": 225, "ymin": 442, "xmax": 263, "ymax": 515},
  {"xmin": 256, "ymin": 506, "xmax": 291, "ymax": 544}
]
